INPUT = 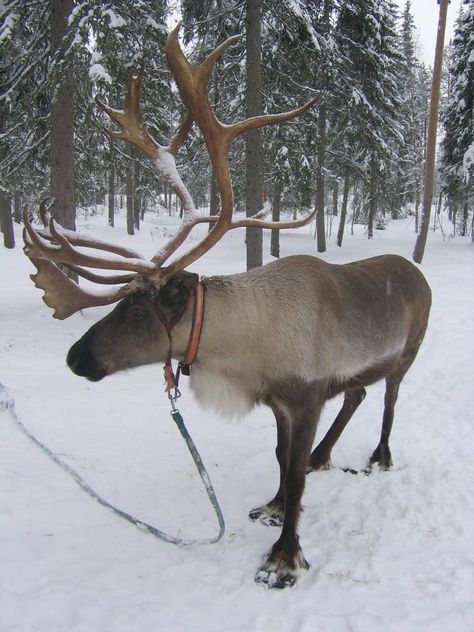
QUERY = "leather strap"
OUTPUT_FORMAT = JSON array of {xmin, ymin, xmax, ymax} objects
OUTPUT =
[
  {"xmin": 182, "ymin": 281, "xmax": 204, "ymax": 371},
  {"xmin": 159, "ymin": 281, "xmax": 205, "ymax": 393}
]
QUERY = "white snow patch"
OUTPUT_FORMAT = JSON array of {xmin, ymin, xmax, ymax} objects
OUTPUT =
[
  {"xmin": 1, "ymin": 212, "xmax": 473, "ymax": 631},
  {"xmin": 89, "ymin": 63, "xmax": 112, "ymax": 84},
  {"xmin": 102, "ymin": 8, "xmax": 127, "ymax": 29}
]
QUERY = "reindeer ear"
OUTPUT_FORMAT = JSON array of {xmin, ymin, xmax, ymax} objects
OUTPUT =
[{"xmin": 157, "ymin": 271, "xmax": 199, "ymax": 316}]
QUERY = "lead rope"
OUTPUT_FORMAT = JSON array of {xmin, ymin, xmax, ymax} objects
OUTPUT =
[{"xmin": 1, "ymin": 382, "xmax": 225, "ymax": 547}]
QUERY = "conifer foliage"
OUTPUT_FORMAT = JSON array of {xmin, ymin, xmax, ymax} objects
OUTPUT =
[
  {"xmin": 1, "ymin": 0, "xmax": 471, "ymax": 254},
  {"xmin": 440, "ymin": 0, "xmax": 474, "ymax": 236}
]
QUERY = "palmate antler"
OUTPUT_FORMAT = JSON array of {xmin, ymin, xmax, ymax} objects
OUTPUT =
[{"xmin": 24, "ymin": 23, "xmax": 320, "ymax": 319}]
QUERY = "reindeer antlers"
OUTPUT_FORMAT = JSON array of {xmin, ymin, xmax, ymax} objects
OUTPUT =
[
  {"xmin": 148, "ymin": 23, "xmax": 320, "ymax": 280},
  {"xmin": 24, "ymin": 24, "xmax": 320, "ymax": 318}
]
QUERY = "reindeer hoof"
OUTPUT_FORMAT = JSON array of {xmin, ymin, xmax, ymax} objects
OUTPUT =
[
  {"xmin": 255, "ymin": 568, "xmax": 297, "ymax": 589},
  {"xmin": 249, "ymin": 504, "xmax": 284, "ymax": 527},
  {"xmin": 369, "ymin": 445, "xmax": 393, "ymax": 470},
  {"xmin": 255, "ymin": 547, "xmax": 309, "ymax": 589},
  {"xmin": 306, "ymin": 455, "xmax": 331, "ymax": 473}
]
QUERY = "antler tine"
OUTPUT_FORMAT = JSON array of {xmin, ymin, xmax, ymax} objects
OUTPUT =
[
  {"xmin": 165, "ymin": 23, "xmax": 234, "ymax": 150},
  {"xmin": 227, "ymin": 93, "xmax": 322, "ymax": 142},
  {"xmin": 95, "ymin": 67, "xmax": 159, "ymax": 161},
  {"xmin": 197, "ymin": 31, "xmax": 242, "ymax": 88},
  {"xmin": 34, "ymin": 200, "xmax": 146, "ymax": 260},
  {"xmin": 23, "ymin": 208, "xmax": 155, "ymax": 275},
  {"xmin": 168, "ymin": 112, "xmax": 193, "ymax": 156},
  {"xmin": 27, "ymin": 257, "xmax": 134, "ymax": 320},
  {"xmin": 96, "ymin": 66, "xmax": 197, "ymax": 218},
  {"xmin": 65, "ymin": 265, "xmax": 136, "ymax": 285},
  {"xmin": 23, "ymin": 209, "xmax": 142, "ymax": 318},
  {"xmin": 43, "ymin": 223, "xmax": 147, "ymax": 260},
  {"xmin": 230, "ymin": 208, "xmax": 316, "ymax": 230}
]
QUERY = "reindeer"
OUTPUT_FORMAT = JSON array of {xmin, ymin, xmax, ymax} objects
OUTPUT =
[{"xmin": 23, "ymin": 24, "xmax": 431, "ymax": 589}]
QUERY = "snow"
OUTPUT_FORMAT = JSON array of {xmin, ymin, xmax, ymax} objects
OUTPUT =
[
  {"xmin": 89, "ymin": 62, "xmax": 112, "ymax": 85},
  {"xmin": 0, "ymin": 10, "xmax": 17, "ymax": 43},
  {"xmin": 1, "ymin": 212, "xmax": 473, "ymax": 631},
  {"xmin": 463, "ymin": 140, "xmax": 474, "ymax": 181},
  {"xmin": 153, "ymin": 151, "xmax": 196, "ymax": 218},
  {"xmin": 101, "ymin": 9, "xmax": 127, "ymax": 30},
  {"xmin": 145, "ymin": 16, "xmax": 166, "ymax": 33}
]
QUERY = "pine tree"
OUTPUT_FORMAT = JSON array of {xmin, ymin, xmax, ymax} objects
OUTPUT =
[
  {"xmin": 0, "ymin": 1, "xmax": 170, "ymax": 237},
  {"xmin": 440, "ymin": 0, "xmax": 474, "ymax": 236},
  {"xmin": 261, "ymin": 1, "xmax": 330, "ymax": 253},
  {"xmin": 0, "ymin": 1, "xmax": 51, "ymax": 208},
  {"xmin": 336, "ymin": 0, "xmax": 403, "ymax": 238},
  {"xmin": 394, "ymin": 0, "xmax": 426, "ymax": 218},
  {"xmin": 83, "ymin": 2, "xmax": 169, "ymax": 232}
]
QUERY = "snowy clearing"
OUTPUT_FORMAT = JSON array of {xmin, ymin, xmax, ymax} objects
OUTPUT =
[{"xmin": 1, "ymin": 213, "xmax": 473, "ymax": 631}]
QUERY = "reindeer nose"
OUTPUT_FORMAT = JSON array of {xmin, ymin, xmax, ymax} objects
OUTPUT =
[{"xmin": 67, "ymin": 339, "xmax": 106, "ymax": 382}]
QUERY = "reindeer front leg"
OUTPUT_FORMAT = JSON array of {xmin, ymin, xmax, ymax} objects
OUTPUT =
[
  {"xmin": 255, "ymin": 395, "xmax": 322, "ymax": 589},
  {"xmin": 249, "ymin": 404, "xmax": 290, "ymax": 527}
]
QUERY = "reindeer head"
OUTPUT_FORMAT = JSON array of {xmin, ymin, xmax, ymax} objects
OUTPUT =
[
  {"xmin": 24, "ymin": 23, "xmax": 320, "ymax": 380},
  {"xmin": 65, "ymin": 270, "xmax": 200, "ymax": 381}
]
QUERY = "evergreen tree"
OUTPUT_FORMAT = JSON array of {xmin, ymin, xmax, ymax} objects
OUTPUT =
[
  {"xmin": 394, "ymin": 0, "xmax": 427, "ymax": 218},
  {"xmin": 0, "ymin": 1, "xmax": 52, "ymax": 207},
  {"xmin": 258, "ymin": 1, "xmax": 327, "ymax": 254},
  {"xmin": 83, "ymin": 1, "xmax": 169, "ymax": 232},
  {"xmin": 440, "ymin": 0, "xmax": 474, "ymax": 236},
  {"xmin": 0, "ymin": 1, "xmax": 169, "ymax": 234},
  {"xmin": 336, "ymin": 0, "xmax": 403, "ymax": 238}
]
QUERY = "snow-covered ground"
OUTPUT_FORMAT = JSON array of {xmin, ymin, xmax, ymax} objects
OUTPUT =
[{"xmin": 1, "ymin": 211, "xmax": 473, "ymax": 632}]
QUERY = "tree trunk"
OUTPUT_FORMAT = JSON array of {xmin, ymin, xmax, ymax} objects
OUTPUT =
[
  {"xmin": 49, "ymin": 0, "xmax": 75, "ymax": 231},
  {"xmin": 314, "ymin": 0, "xmax": 332, "ymax": 253},
  {"xmin": 13, "ymin": 192, "xmax": 21, "ymax": 223},
  {"xmin": 126, "ymin": 164, "xmax": 134, "ymax": 235},
  {"xmin": 413, "ymin": 0, "xmax": 449, "ymax": 263},
  {"xmin": 337, "ymin": 167, "xmax": 350, "ymax": 247},
  {"xmin": 245, "ymin": 0, "xmax": 263, "ymax": 269},
  {"xmin": 367, "ymin": 154, "xmax": 377, "ymax": 239},
  {"xmin": 135, "ymin": 196, "xmax": 142, "ymax": 227},
  {"xmin": 451, "ymin": 204, "xmax": 457, "ymax": 234},
  {"xmin": 315, "ymin": 104, "xmax": 327, "ymax": 252},
  {"xmin": 462, "ymin": 202, "xmax": 468, "ymax": 237},
  {"xmin": 271, "ymin": 178, "xmax": 281, "ymax": 258},
  {"xmin": 133, "ymin": 159, "xmax": 140, "ymax": 230},
  {"xmin": 433, "ymin": 190, "xmax": 442, "ymax": 231},
  {"xmin": 0, "ymin": 195, "xmax": 15, "ymax": 248},
  {"xmin": 168, "ymin": 185, "xmax": 173, "ymax": 215},
  {"xmin": 108, "ymin": 156, "xmax": 115, "ymax": 227}
]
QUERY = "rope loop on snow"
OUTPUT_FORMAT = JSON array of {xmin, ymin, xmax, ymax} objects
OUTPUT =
[{"xmin": 0, "ymin": 383, "xmax": 225, "ymax": 547}]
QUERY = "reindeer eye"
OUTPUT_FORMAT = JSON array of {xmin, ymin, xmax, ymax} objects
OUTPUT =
[{"xmin": 127, "ymin": 305, "xmax": 147, "ymax": 322}]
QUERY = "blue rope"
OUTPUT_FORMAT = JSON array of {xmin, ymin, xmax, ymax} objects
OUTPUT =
[{"xmin": 1, "ymin": 383, "xmax": 225, "ymax": 547}]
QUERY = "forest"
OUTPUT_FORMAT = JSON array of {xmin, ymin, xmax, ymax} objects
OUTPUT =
[
  {"xmin": 0, "ymin": 0, "xmax": 473, "ymax": 262},
  {"xmin": 1, "ymin": 1, "xmax": 474, "ymax": 625}
]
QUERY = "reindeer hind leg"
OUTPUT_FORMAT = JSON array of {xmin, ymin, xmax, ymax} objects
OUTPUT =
[
  {"xmin": 368, "ymin": 375, "xmax": 400, "ymax": 470},
  {"xmin": 368, "ymin": 346, "xmax": 421, "ymax": 471},
  {"xmin": 307, "ymin": 386, "xmax": 366, "ymax": 472}
]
